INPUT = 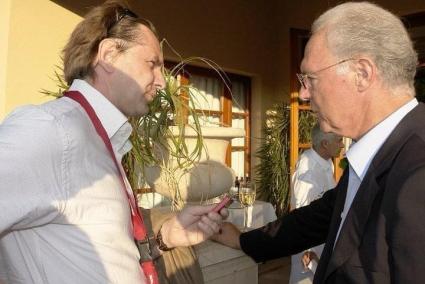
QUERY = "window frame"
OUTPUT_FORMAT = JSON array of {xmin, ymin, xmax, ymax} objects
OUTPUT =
[{"xmin": 164, "ymin": 61, "xmax": 252, "ymax": 178}]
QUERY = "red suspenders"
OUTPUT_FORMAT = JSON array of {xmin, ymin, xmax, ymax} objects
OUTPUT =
[{"xmin": 64, "ymin": 91, "xmax": 159, "ymax": 284}]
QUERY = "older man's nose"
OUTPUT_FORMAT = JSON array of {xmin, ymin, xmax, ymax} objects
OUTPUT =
[{"xmin": 299, "ymin": 86, "xmax": 310, "ymax": 101}]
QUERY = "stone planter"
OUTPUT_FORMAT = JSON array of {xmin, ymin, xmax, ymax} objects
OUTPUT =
[{"xmin": 143, "ymin": 126, "xmax": 245, "ymax": 202}]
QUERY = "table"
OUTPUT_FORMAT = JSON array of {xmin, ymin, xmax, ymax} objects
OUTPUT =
[
  {"xmin": 137, "ymin": 195, "xmax": 277, "ymax": 284},
  {"xmin": 195, "ymin": 201, "xmax": 277, "ymax": 284}
]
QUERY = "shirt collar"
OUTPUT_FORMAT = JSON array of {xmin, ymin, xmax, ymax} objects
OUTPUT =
[
  {"xmin": 68, "ymin": 79, "xmax": 132, "ymax": 156},
  {"xmin": 346, "ymin": 98, "xmax": 418, "ymax": 180}
]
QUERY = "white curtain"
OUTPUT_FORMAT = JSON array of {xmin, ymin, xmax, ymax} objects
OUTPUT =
[
  {"xmin": 189, "ymin": 75, "xmax": 221, "ymax": 127},
  {"xmin": 189, "ymin": 75, "xmax": 247, "ymax": 179},
  {"xmin": 231, "ymin": 80, "xmax": 246, "ymax": 178}
]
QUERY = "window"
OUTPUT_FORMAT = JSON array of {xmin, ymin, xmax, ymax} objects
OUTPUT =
[{"xmin": 166, "ymin": 62, "xmax": 251, "ymax": 179}]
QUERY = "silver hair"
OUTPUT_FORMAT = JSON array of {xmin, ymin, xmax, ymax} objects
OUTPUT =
[
  {"xmin": 311, "ymin": 124, "xmax": 338, "ymax": 150},
  {"xmin": 312, "ymin": 2, "xmax": 418, "ymax": 89}
]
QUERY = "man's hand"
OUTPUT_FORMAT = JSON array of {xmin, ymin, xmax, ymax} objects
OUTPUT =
[
  {"xmin": 211, "ymin": 222, "xmax": 242, "ymax": 250},
  {"xmin": 159, "ymin": 204, "xmax": 228, "ymax": 249}
]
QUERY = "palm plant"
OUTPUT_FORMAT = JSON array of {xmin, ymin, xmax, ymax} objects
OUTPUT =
[
  {"xmin": 255, "ymin": 104, "xmax": 291, "ymax": 217},
  {"xmin": 298, "ymin": 110, "xmax": 317, "ymax": 144},
  {"xmin": 255, "ymin": 104, "xmax": 317, "ymax": 217},
  {"xmin": 125, "ymin": 58, "xmax": 235, "ymax": 208},
  {"xmin": 123, "ymin": 68, "xmax": 207, "ymax": 204}
]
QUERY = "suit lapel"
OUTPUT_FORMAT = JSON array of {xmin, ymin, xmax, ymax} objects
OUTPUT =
[
  {"xmin": 324, "ymin": 170, "xmax": 380, "ymax": 278},
  {"xmin": 313, "ymin": 170, "xmax": 349, "ymax": 284},
  {"xmin": 321, "ymin": 103, "xmax": 425, "ymax": 281}
]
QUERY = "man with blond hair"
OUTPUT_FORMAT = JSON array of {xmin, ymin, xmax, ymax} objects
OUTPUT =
[
  {"xmin": 214, "ymin": 2, "xmax": 425, "ymax": 283},
  {"xmin": 0, "ymin": 1, "xmax": 226, "ymax": 283}
]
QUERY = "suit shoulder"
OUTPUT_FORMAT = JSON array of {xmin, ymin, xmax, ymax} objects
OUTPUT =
[{"xmin": 397, "ymin": 132, "xmax": 425, "ymax": 173}]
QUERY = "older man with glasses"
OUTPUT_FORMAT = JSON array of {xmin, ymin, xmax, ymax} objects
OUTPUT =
[{"xmin": 214, "ymin": 2, "xmax": 425, "ymax": 283}]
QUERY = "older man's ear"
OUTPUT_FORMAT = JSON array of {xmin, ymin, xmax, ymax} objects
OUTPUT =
[{"xmin": 354, "ymin": 58, "xmax": 375, "ymax": 92}]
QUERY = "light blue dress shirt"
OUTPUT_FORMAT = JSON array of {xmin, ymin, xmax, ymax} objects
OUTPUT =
[{"xmin": 334, "ymin": 98, "xmax": 418, "ymax": 245}]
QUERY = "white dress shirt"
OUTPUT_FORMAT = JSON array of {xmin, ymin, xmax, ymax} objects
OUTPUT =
[
  {"xmin": 334, "ymin": 98, "xmax": 418, "ymax": 245},
  {"xmin": 289, "ymin": 148, "xmax": 336, "ymax": 284},
  {"xmin": 0, "ymin": 79, "xmax": 146, "ymax": 283}
]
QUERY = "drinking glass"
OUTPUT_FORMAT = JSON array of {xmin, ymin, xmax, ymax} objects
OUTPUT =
[
  {"xmin": 239, "ymin": 185, "xmax": 256, "ymax": 231},
  {"xmin": 228, "ymin": 186, "xmax": 241, "ymax": 209}
]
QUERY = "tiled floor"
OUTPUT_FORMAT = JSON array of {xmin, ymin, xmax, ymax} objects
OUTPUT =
[{"xmin": 258, "ymin": 256, "xmax": 291, "ymax": 284}]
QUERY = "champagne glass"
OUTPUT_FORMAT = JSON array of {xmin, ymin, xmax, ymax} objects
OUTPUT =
[{"xmin": 239, "ymin": 185, "xmax": 256, "ymax": 231}]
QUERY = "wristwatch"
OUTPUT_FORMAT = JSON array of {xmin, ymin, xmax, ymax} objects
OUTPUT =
[{"xmin": 155, "ymin": 228, "xmax": 172, "ymax": 251}]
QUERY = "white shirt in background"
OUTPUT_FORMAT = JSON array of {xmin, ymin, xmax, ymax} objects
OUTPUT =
[{"xmin": 289, "ymin": 148, "xmax": 336, "ymax": 284}]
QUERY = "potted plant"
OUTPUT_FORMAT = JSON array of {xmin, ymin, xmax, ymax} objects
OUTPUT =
[{"xmin": 126, "ymin": 58, "xmax": 245, "ymax": 209}]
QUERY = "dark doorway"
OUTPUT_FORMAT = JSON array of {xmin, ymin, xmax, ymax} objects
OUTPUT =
[{"xmin": 403, "ymin": 11, "xmax": 425, "ymax": 102}]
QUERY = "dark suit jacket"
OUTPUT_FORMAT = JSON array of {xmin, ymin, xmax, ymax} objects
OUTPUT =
[{"xmin": 241, "ymin": 103, "xmax": 425, "ymax": 283}]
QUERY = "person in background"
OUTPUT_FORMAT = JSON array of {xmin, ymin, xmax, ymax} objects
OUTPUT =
[
  {"xmin": 0, "ymin": 1, "xmax": 226, "ymax": 283},
  {"xmin": 289, "ymin": 124, "xmax": 343, "ymax": 284},
  {"xmin": 213, "ymin": 2, "xmax": 425, "ymax": 283}
]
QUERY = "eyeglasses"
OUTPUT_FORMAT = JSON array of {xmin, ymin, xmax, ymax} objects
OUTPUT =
[
  {"xmin": 297, "ymin": 58, "xmax": 354, "ymax": 89},
  {"xmin": 107, "ymin": 8, "xmax": 138, "ymax": 35},
  {"xmin": 116, "ymin": 8, "xmax": 138, "ymax": 23}
]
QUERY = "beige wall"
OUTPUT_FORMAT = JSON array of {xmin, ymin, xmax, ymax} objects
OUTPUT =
[
  {"xmin": 1, "ymin": 0, "xmax": 81, "ymax": 121},
  {"xmin": 0, "ymin": 0, "xmax": 12, "ymax": 119}
]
